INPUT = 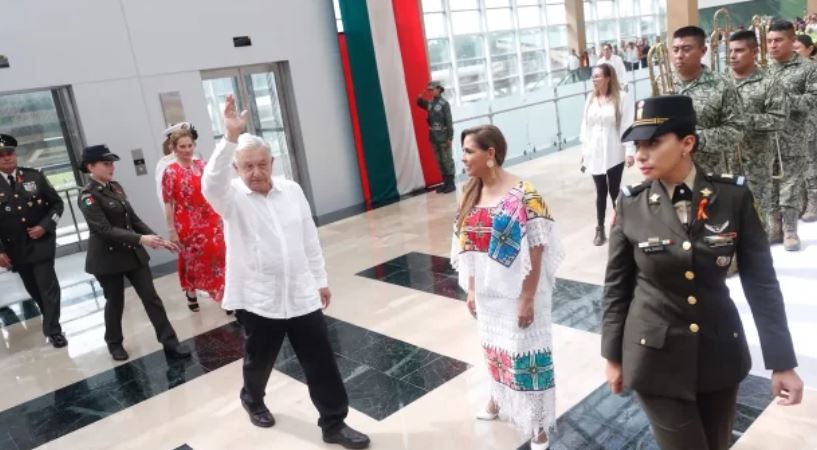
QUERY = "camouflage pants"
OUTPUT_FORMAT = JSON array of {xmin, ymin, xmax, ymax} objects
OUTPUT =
[
  {"xmin": 770, "ymin": 155, "xmax": 807, "ymax": 212},
  {"xmin": 807, "ymin": 138, "xmax": 817, "ymax": 190},
  {"xmin": 741, "ymin": 156, "xmax": 774, "ymax": 228},
  {"xmin": 432, "ymin": 140, "xmax": 455, "ymax": 177}
]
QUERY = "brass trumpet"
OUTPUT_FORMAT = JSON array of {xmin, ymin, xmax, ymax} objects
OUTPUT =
[
  {"xmin": 750, "ymin": 14, "xmax": 768, "ymax": 67},
  {"xmin": 709, "ymin": 8, "xmax": 733, "ymax": 73},
  {"xmin": 648, "ymin": 42, "xmax": 675, "ymax": 96}
]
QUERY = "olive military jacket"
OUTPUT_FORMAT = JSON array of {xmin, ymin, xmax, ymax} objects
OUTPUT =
[
  {"xmin": 601, "ymin": 168, "xmax": 797, "ymax": 400},
  {"xmin": 0, "ymin": 167, "xmax": 64, "ymax": 269},
  {"xmin": 77, "ymin": 179, "xmax": 152, "ymax": 275}
]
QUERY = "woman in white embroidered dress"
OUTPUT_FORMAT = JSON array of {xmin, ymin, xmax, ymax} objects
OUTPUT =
[
  {"xmin": 451, "ymin": 125, "xmax": 564, "ymax": 450},
  {"xmin": 580, "ymin": 63, "xmax": 634, "ymax": 246}
]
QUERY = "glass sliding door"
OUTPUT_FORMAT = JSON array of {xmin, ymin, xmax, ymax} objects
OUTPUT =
[{"xmin": 0, "ymin": 87, "xmax": 87, "ymax": 254}]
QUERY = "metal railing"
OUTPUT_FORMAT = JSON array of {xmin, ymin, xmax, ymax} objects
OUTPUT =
[
  {"xmin": 452, "ymin": 67, "xmax": 652, "ymax": 133},
  {"xmin": 54, "ymin": 186, "xmax": 89, "ymax": 257}
]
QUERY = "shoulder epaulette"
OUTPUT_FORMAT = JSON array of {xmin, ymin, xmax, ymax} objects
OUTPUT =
[
  {"xmin": 705, "ymin": 173, "xmax": 746, "ymax": 186},
  {"xmin": 621, "ymin": 181, "xmax": 649, "ymax": 197}
]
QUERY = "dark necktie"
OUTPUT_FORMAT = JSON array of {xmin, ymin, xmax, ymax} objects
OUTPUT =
[
  {"xmin": 672, "ymin": 183, "xmax": 692, "ymax": 230},
  {"xmin": 672, "ymin": 183, "xmax": 692, "ymax": 204},
  {"xmin": 6, "ymin": 174, "xmax": 14, "ymax": 190}
]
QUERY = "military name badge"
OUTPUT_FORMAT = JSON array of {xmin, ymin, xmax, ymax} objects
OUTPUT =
[
  {"xmin": 23, "ymin": 181, "xmax": 37, "ymax": 193},
  {"xmin": 52, "ymin": 213, "xmax": 60, "ymax": 222},
  {"xmin": 638, "ymin": 237, "xmax": 673, "ymax": 253},
  {"xmin": 716, "ymin": 255, "xmax": 732, "ymax": 267},
  {"xmin": 81, "ymin": 195, "xmax": 95, "ymax": 207}
]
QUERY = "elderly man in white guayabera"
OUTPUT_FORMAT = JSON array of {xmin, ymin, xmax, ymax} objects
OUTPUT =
[{"xmin": 202, "ymin": 94, "xmax": 370, "ymax": 450}]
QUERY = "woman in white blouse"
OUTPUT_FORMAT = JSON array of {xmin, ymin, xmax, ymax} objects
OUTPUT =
[{"xmin": 580, "ymin": 63, "xmax": 634, "ymax": 246}]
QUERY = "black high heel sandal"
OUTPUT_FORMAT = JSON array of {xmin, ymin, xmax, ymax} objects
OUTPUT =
[{"xmin": 186, "ymin": 292, "xmax": 200, "ymax": 312}]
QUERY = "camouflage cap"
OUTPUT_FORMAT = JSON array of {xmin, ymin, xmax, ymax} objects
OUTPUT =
[{"xmin": 426, "ymin": 81, "xmax": 445, "ymax": 92}]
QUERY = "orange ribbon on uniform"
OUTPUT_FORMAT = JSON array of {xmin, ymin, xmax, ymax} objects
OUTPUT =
[{"xmin": 697, "ymin": 198, "xmax": 709, "ymax": 221}]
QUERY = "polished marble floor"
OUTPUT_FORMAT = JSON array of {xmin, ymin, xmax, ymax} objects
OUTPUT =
[{"xmin": 1, "ymin": 146, "xmax": 816, "ymax": 450}]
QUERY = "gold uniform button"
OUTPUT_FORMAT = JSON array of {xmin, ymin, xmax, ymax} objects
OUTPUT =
[
  {"xmin": 21, "ymin": 218, "xmax": 26, "ymax": 223},
  {"xmin": 682, "ymin": 241, "xmax": 692, "ymax": 251},
  {"xmin": 689, "ymin": 323, "xmax": 700, "ymax": 333},
  {"xmin": 685, "ymin": 271, "xmax": 695, "ymax": 280},
  {"xmin": 640, "ymin": 338, "xmax": 646, "ymax": 345},
  {"xmin": 733, "ymin": 332, "xmax": 739, "ymax": 338},
  {"xmin": 687, "ymin": 296, "xmax": 698, "ymax": 305}
]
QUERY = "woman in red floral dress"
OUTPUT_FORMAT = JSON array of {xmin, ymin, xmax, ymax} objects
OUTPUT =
[{"xmin": 162, "ymin": 127, "xmax": 227, "ymax": 312}]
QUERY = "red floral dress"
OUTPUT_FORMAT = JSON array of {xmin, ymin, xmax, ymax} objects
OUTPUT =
[{"xmin": 162, "ymin": 160, "xmax": 225, "ymax": 302}]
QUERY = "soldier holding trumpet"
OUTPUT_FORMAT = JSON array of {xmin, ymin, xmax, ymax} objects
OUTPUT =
[
  {"xmin": 728, "ymin": 30, "xmax": 789, "ymax": 238},
  {"xmin": 668, "ymin": 26, "xmax": 746, "ymax": 174}
]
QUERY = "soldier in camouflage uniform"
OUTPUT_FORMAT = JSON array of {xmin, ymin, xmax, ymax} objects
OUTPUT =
[
  {"xmin": 416, "ymin": 81, "xmax": 456, "ymax": 194},
  {"xmin": 804, "ymin": 124, "xmax": 817, "ymax": 222},
  {"xmin": 728, "ymin": 31, "xmax": 790, "ymax": 238},
  {"xmin": 669, "ymin": 27, "xmax": 746, "ymax": 174},
  {"xmin": 802, "ymin": 106, "xmax": 817, "ymax": 222},
  {"xmin": 795, "ymin": 35, "xmax": 817, "ymax": 222},
  {"xmin": 767, "ymin": 20, "xmax": 817, "ymax": 250}
]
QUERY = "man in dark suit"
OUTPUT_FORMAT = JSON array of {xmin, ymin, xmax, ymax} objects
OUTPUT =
[
  {"xmin": 0, "ymin": 134, "xmax": 67, "ymax": 348},
  {"xmin": 601, "ymin": 96, "xmax": 803, "ymax": 450}
]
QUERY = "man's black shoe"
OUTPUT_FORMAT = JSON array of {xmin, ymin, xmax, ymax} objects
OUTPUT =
[
  {"xmin": 241, "ymin": 400, "xmax": 275, "ymax": 428},
  {"xmin": 323, "ymin": 424, "xmax": 371, "ymax": 449},
  {"xmin": 49, "ymin": 333, "xmax": 68, "ymax": 348},
  {"xmin": 108, "ymin": 344, "xmax": 129, "ymax": 361},
  {"xmin": 163, "ymin": 343, "xmax": 192, "ymax": 359}
]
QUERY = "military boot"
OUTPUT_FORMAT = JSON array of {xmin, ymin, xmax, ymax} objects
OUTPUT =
[
  {"xmin": 802, "ymin": 189, "xmax": 817, "ymax": 222},
  {"xmin": 782, "ymin": 208, "xmax": 801, "ymax": 251},
  {"xmin": 767, "ymin": 210, "xmax": 783, "ymax": 244}
]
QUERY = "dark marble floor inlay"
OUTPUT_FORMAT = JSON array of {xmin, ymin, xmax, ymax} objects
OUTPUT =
[
  {"xmin": 357, "ymin": 251, "xmax": 604, "ymax": 332},
  {"xmin": 515, "ymin": 374, "xmax": 773, "ymax": 450},
  {"xmin": 0, "ymin": 259, "xmax": 178, "ymax": 328},
  {"xmin": 359, "ymin": 252, "xmax": 775, "ymax": 449},
  {"xmin": 0, "ymin": 315, "xmax": 468, "ymax": 450}
]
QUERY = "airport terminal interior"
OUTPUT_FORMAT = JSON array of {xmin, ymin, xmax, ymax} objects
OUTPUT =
[{"xmin": 2, "ymin": 0, "xmax": 817, "ymax": 449}]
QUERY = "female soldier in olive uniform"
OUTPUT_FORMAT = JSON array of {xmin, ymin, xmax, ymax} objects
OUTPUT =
[
  {"xmin": 77, "ymin": 145, "xmax": 190, "ymax": 361},
  {"xmin": 601, "ymin": 96, "xmax": 803, "ymax": 450}
]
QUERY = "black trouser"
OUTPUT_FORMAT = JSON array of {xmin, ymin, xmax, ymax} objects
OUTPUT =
[
  {"xmin": 236, "ymin": 309, "xmax": 348, "ymax": 433},
  {"xmin": 637, "ymin": 386, "xmax": 739, "ymax": 450},
  {"xmin": 591, "ymin": 162, "xmax": 625, "ymax": 227},
  {"xmin": 94, "ymin": 265, "xmax": 179, "ymax": 347},
  {"xmin": 17, "ymin": 260, "xmax": 62, "ymax": 336}
]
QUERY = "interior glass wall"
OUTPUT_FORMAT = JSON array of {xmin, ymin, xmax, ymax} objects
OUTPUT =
[{"xmin": 0, "ymin": 87, "xmax": 88, "ymax": 254}]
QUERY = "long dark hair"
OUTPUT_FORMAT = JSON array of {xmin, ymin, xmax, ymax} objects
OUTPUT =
[{"xmin": 455, "ymin": 125, "xmax": 508, "ymax": 232}]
